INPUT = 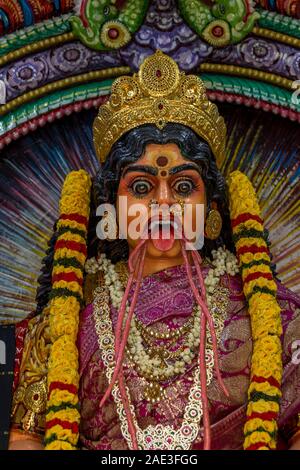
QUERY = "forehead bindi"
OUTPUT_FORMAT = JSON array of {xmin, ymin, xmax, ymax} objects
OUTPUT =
[
  {"xmin": 139, "ymin": 143, "xmax": 185, "ymax": 167},
  {"xmin": 156, "ymin": 156, "xmax": 168, "ymax": 167}
]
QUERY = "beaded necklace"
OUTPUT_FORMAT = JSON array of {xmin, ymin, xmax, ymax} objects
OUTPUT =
[{"xmin": 87, "ymin": 247, "xmax": 237, "ymax": 449}]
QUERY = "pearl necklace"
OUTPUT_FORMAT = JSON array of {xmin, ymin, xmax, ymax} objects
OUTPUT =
[
  {"xmin": 85, "ymin": 246, "xmax": 239, "ymax": 289},
  {"xmin": 86, "ymin": 248, "xmax": 239, "ymax": 398},
  {"xmin": 91, "ymin": 255, "xmax": 200, "ymax": 382},
  {"xmin": 93, "ymin": 285, "xmax": 214, "ymax": 450},
  {"xmin": 88, "ymin": 248, "xmax": 238, "ymax": 449}
]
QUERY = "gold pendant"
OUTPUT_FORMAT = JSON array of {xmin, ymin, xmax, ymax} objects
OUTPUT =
[{"xmin": 144, "ymin": 381, "xmax": 165, "ymax": 404}]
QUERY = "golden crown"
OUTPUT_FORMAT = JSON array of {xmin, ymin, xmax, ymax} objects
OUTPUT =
[{"xmin": 93, "ymin": 51, "xmax": 226, "ymax": 168}]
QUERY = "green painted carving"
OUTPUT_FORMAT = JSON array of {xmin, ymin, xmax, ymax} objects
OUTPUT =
[
  {"xmin": 258, "ymin": 9, "xmax": 300, "ymax": 39},
  {"xmin": 177, "ymin": 0, "xmax": 260, "ymax": 47},
  {"xmin": 0, "ymin": 80, "xmax": 113, "ymax": 135},
  {"xmin": 1, "ymin": 3, "xmax": 299, "ymax": 59},
  {"xmin": 70, "ymin": 0, "xmax": 149, "ymax": 51},
  {"xmin": 0, "ymin": 15, "xmax": 72, "ymax": 57},
  {"xmin": 203, "ymin": 74, "xmax": 299, "ymax": 111}
]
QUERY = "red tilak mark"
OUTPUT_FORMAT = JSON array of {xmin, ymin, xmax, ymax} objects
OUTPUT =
[{"xmin": 156, "ymin": 156, "xmax": 168, "ymax": 167}]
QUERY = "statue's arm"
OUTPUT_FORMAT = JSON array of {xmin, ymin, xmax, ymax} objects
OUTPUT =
[
  {"xmin": 9, "ymin": 309, "xmax": 50, "ymax": 450},
  {"xmin": 9, "ymin": 429, "xmax": 43, "ymax": 450}
]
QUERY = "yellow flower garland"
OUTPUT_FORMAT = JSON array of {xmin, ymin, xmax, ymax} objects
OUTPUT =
[
  {"xmin": 44, "ymin": 167, "xmax": 282, "ymax": 451},
  {"xmin": 44, "ymin": 170, "xmax": 91, "ymax": 450},
  {"xmin": 228, "ymin": 170, "xmax": 283, "ymax": 451}
]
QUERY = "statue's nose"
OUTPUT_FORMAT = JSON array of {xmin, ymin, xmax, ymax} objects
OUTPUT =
[{"xmin": 154, "ymin": 180, "xmax": 175, "ymax": 206}]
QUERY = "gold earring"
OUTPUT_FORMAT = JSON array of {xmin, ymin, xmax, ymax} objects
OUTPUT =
[{"xmin": 205, "ymin": 204, "xmax": 222, "ymax": 240}]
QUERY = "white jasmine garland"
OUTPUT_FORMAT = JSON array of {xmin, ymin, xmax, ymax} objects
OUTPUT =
[{"xmin": 85, "ymin": 247, "xmax": 239, "ymax": 378}]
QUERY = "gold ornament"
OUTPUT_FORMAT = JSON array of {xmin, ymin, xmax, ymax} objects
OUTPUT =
[
  {"xmin": 205, "ymin": 209, "xmax": 222, "ymax": 240},
  {"xmin": 100, "ymin": 21, "xmax": 131, "ymax": 49},
  {"xmin": 93, "ymin": 50, "xmax": 226, "ymax": 168},
  {"xmin": 148, "ymin": 198, "xmax": 158, "ymax": 208},
  {"xmin": 144, "ymin": 381, "xmax": 166, "ymax": 404},
  {"xmin": 175, "ymin": 198, "xmax": 185, "ymax": 215}
]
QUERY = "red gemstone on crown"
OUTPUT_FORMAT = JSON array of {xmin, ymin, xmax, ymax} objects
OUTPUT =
[
  {"xmin": 156, "ymin": 69, "xmax": 162, "ymax": 78},
  {"xmin": 108, "ymin": 28, "xmax": 119, "ymax": 39},
  {"xmin": 158, "ymin": 103, "xmax": 163, "ymax": 110}
]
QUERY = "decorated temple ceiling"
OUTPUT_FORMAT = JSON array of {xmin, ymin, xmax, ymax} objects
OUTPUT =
[
  {"xmin": 0, "ymin": 1, "xmax": 299, "ymax": 38},
  {"xmin": 0, "ymin": 0, "xmax": 299, "ymax": 150}
]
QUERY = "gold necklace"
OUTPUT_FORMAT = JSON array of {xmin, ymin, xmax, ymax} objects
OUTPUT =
[
  {"xmin": 93, "ymin": 253, "xmax": 230, "ymax": 449},
  {"xmin": 135, "ymin": 313, "xmax": 195, "ymax": 341},
  {"xmin": 115, "ymin": 261, "xmax": 201, "ymax": 389},
  {"xmin": 93, "ymin": 285, "xmax": 215, "ymax": 450},
  {"xmin": 102, "ymin": 258, "xmax": 229, "ymax": 405}
]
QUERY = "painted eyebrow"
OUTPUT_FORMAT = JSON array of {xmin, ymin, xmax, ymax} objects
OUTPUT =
[
  {"xmin": 122, "ymin": 165, "xmax": 158, "ymax": 177},
  {"xmin": 169, "ymin": 163, "xmax": 202, "ymax": 175}
]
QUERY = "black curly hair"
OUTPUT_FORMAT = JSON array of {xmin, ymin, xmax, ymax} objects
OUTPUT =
[{"xmin": 90, "ymin": 123, "xmax": 235, "ymax": 263}]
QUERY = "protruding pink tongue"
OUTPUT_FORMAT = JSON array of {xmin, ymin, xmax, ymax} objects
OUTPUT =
[{"xmin": 151, "ymin": 224, "xmax": 175, "ymax": 252}]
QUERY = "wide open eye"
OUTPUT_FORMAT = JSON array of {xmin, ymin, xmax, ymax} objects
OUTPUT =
[
  {"xmin": 173, "ymin": 178, "xmax": 195, "ymax": 197},
  {"xmin": 130, "ymin": 179, "xmax": 153, "ymax": 196}
]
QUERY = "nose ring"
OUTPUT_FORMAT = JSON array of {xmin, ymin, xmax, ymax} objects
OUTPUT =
[
  {"xmin": 171, "ymin": 199, "xmax": 184, "ymax": 215},
  {"xmin": 148, "ymin": 199, "xmax": 158, "ymax": 208}
]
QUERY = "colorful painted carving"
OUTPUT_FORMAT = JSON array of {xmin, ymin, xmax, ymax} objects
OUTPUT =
[
  {"xmin": 256, "ymin": 0, "xmax": 300, "ymax": 18},
  {"xmin": 0, "ymin": 0, "xmax": 74, "ymax": 36},
  {"xmin": 178, "ymin": 0, "xmax": 260, "ymax": 46},
  {"xmin": 70, "ymin": 0, "xmax": 149, "ymax": 50}
]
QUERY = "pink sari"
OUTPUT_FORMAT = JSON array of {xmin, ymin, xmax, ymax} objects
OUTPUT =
[{"xmin": 78, "ymin": 265, "xmax": 300, "ymax": 450}]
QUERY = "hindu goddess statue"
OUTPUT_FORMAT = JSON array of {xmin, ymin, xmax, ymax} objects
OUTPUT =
[{"xmin": 8, "ymin": 51, "xmax": 300, "ymax": 451}]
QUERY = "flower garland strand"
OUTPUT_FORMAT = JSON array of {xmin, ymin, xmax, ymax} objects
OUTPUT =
[
  {"xmin": 228, "ymin": 170, "xmax": 283, "ymax": 451},
  {"xmin": 44, "ymin": 170, "xmax": 91, "ymax": 450}
]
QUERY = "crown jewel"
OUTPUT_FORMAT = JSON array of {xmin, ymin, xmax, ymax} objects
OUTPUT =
[{"xmin": 93, "ymin": 51, "xmax": 226, "ymax": 168}]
